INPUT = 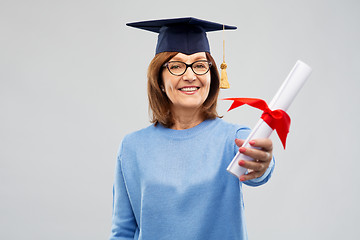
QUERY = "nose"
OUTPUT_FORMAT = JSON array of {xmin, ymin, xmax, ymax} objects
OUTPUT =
[{"xmin": 182, "ymin": 65, "xmax": 196, "ymax": 81}]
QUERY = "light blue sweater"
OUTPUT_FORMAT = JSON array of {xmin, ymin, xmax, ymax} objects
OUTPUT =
[{"xmin": 110, "ymin": 118, "xmax": 274, "ymax": 240}]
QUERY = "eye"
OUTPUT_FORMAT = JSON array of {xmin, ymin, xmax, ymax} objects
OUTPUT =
[
  {"xmin": 169, "ymin": 62, "xmax": 184, "ymax": 70},
  {"xmin": 170, "ymin": 65, "xmax": 180, "ymax": 69},
  {"xmin": 193, "ymin": 62, "xmax": 207, "ymax": 69}
]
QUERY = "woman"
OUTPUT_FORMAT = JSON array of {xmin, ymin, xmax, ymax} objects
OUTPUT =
[{"xmin": 110, "ymin": 17, "xmax": 275, "ymax": 240}]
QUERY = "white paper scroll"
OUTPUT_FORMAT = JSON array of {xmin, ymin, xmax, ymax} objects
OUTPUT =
[{"xmin": 227, "ymin": 60, "xmax": 312, "ymax": 178}]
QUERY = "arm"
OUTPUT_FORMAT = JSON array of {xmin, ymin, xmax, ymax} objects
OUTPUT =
[{"xmin": 109, "ymin": 148, "xmax": 137, "ymax": 240}]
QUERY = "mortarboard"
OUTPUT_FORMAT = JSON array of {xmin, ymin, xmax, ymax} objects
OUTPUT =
[
  {"xmin": 126, "ymin": 17, "xmax": 236, "ymax": 55},
  {"xmin": 126, "ymin": 17, "xmax": 236, "ymax": 88}
]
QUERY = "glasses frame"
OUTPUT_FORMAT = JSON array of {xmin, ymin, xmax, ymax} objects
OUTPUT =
[{"xmin": 163, "ymin": 60, "xmax": 212, "ymax": 76}]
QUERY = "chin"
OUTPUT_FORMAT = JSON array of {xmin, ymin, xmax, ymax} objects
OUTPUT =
[{"xmin": 176, "ymin": 101, "xmax": 205, "ymax": 110}]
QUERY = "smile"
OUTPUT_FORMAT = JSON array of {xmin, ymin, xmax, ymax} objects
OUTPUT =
[{"xmin": 179, "ymin": 87, "xmax": 200, "ymax": 92}]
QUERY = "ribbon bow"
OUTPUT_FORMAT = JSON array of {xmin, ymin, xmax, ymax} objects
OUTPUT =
[{"xmin": 223, "ymin": 98, "xmax": 291, "ymax": 149}]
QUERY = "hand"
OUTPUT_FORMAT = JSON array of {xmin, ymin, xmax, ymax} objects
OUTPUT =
[{"xmin": 235, "ymin": 138, "xmax": 273, "ymax": 182}]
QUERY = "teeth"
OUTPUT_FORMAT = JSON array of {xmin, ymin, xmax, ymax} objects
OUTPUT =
[{"xmin": 180, "ymin": 87, "xmax": 198, "ymax": 92}]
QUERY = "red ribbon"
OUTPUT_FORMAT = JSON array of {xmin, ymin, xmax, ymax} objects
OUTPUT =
[{"xmin": 223, "ymin": 98, "xmax": 291, "ymax": 149}]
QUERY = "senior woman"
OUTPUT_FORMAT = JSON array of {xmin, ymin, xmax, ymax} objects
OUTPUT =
[{"xmin": 110, "ymin": 17, "xmax": 275, "ymax": 240}]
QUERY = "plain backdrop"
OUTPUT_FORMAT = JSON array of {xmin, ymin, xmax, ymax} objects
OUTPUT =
[{"xmin": 1, "ymin": 0, "xmax": 359, "ymax": 239}]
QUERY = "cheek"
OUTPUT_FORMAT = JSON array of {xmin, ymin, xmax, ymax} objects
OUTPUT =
[
  {"xmin": 162, "ymin": 72, "xmax": 177, "ymax": 91},
  {"xmin": 166, "ymin": 81, "xmax": 175, "ymax": 91},
  {"xmin": 203, "ymin": 76, "xmax": 211, "ymax": 91},
  {"xmin": 202, "ymin": 76, "xmax": 211, "ymax": 100}
]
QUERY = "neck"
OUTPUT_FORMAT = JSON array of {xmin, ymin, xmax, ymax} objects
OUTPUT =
[{"xmin": 171, "ymin": 107, "xmax": 204, "ymax": 130}]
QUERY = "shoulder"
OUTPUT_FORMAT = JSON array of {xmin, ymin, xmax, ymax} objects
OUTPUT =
[
  {"xmin": 205, "ymin": 118, "xmax": 251, "ymax": 156},
  {"xmin": 213, "ymin": 118, "xmax": 251, "ymax": 137},
  {"xmin": 123, "ymin": 124, "xmax": 156, "ymax": 143},
  {"xmin": 197, "ymin": 118, "xmax": 251, "ymax": 146},
  {"xmin": 117, "ymin": 124, "xmax": 157, "ymax": 157}
]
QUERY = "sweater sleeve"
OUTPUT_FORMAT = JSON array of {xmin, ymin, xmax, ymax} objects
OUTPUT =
[
  {"xmin": 234, "ymin": 126, "xmax": 275, "ymax": 187},
  {"xmin": 109, "ymin": 143, "xmax": 137, "ymax": 240}
]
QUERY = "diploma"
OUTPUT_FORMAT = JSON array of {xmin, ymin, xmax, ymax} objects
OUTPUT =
[{"xmin": 226, "ymin": 60, "xmax": 312, "ymax": 178}]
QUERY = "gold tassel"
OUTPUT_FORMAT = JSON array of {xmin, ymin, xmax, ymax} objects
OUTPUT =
[
  {"xmin": 220, "ymin": 24, "xmax": 230, "ymax": 89},
  {"xmin": 220, "ymin": 62, "xmax": 230, "ymax": 89}
]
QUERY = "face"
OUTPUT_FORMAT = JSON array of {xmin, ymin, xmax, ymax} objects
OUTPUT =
[{"xmin": 161, "ymin": 52, "xmax": 211, "ymax": 113}]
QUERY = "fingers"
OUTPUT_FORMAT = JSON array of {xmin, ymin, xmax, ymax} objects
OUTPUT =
[
  {"xmin": 235, "ymin": 138, "xmax": 245, "ymax": 148},
  {"xmin": 238, "ymin": 159, "xmax": 268, "ymax": 182},
  {"xmin": 239, "ymin": 145, "xmax": 272, "ymax": 162},
  {"xmin": 239, "ymin": 159, "xmax": 266, "ymax": 172},
  {"xmin": 235, "ymin": 138, "xmax": 273, "ymax": 152},
  {"xmin": 235, "ymin": 138, "xmax": 273, "ymax": 182},
  {"xmin": 249, "ymin": 138, "xmax": 273, "ymax": 152},
  {"xmin": 239, "ymin": 169, "xmax": 265, "ymax": 182}
]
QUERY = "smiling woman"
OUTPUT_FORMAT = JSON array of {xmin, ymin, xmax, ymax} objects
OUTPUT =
[
  {"xmin": 109, "ymin": 17, "xmax": 275, "ymax": 240},
  {"xmin": 162, "ymin": 52, "xmax": 211, "ymax": 116},
  {"xmin": 147, "ymin": 51, "xmax": 219, "ymax": 128}
]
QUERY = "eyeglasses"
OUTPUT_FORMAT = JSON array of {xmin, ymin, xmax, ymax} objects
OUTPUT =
[{"xmin": 163, "ymin": 60, "xmax": 212, "ymax": 76}]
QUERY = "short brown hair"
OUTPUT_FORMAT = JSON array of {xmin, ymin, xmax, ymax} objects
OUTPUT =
[{"xmin": 147, "ymin": 52, "xmax": 220, "ymax": 128}]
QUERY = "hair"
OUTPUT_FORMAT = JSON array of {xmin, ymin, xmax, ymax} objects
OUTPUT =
[{"xmin": 147, "ymin": 51, "xmax": 220, "ymax": 128}]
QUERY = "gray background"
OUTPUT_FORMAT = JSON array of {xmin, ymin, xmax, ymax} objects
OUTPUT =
[{"xmin": 1, "ymin": 0, "xmax": 359, "ymax": 239}]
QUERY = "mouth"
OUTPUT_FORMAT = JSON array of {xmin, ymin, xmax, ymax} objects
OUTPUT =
[{"xmin": 178, "ymin": 87, "xmax": 200, "ymax": 93}]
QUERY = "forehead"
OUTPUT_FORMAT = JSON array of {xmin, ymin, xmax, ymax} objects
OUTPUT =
[{"xmin": 171, "ymin": 52, "xmax": 207, "ymax": 62}]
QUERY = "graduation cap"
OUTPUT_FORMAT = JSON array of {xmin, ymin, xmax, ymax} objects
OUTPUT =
[{"xmin": 126, "ymin": 17, "xmax": 236, "ymax": 88}]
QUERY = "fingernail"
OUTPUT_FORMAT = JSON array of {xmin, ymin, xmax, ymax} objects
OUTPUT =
[
  {"xmin": 239, "ymin": 147, "xmax": 246, "ymax": 153},
  {"xmin": 249, "ymin": 140, "xmax": 255, "ymax": 145},
  {"xmin": 240, "ymin": 176, "xmax": 246, "ymax": 182},
  {"xmin": 239, "ymin": 160, "xmax": 245, "ymax": 166}
]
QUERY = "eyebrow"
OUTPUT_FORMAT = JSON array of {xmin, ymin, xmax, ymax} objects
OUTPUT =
[{"xmin": 171, "ymin": 56, "xmax": 207, "ymax": 62}]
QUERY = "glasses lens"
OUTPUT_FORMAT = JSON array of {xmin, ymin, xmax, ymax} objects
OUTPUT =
[
  {"xmin": 167, "ymin": 62, "xmax": 186, "ymax": 75},
  {"xmin": 192, "ymin": 61, "xmax": 210, "ymax": 75}
]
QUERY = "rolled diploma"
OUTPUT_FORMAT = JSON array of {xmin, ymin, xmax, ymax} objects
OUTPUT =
[{"xmin": 227, "ymin": 60, "xmax": 312, "ymax": 178}]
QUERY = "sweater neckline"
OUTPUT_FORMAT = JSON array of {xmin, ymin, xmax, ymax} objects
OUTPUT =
[{"xmin": 155, "ymin": 118, "xmax": 220, "ymax": 139}]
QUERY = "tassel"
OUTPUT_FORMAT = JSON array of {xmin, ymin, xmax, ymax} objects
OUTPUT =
[
  {"xmin": 220, "ymin": 62, "xmax": 230, "ymax": 89},
  {"xmin": 220, "ymin": 24, "xmax": 230, "ymax": 89}
]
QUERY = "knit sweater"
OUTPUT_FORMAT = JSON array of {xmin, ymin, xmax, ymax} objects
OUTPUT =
[{"xmin": 110, "ymin": 118, "xmax": 275, "ymax": 240}]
